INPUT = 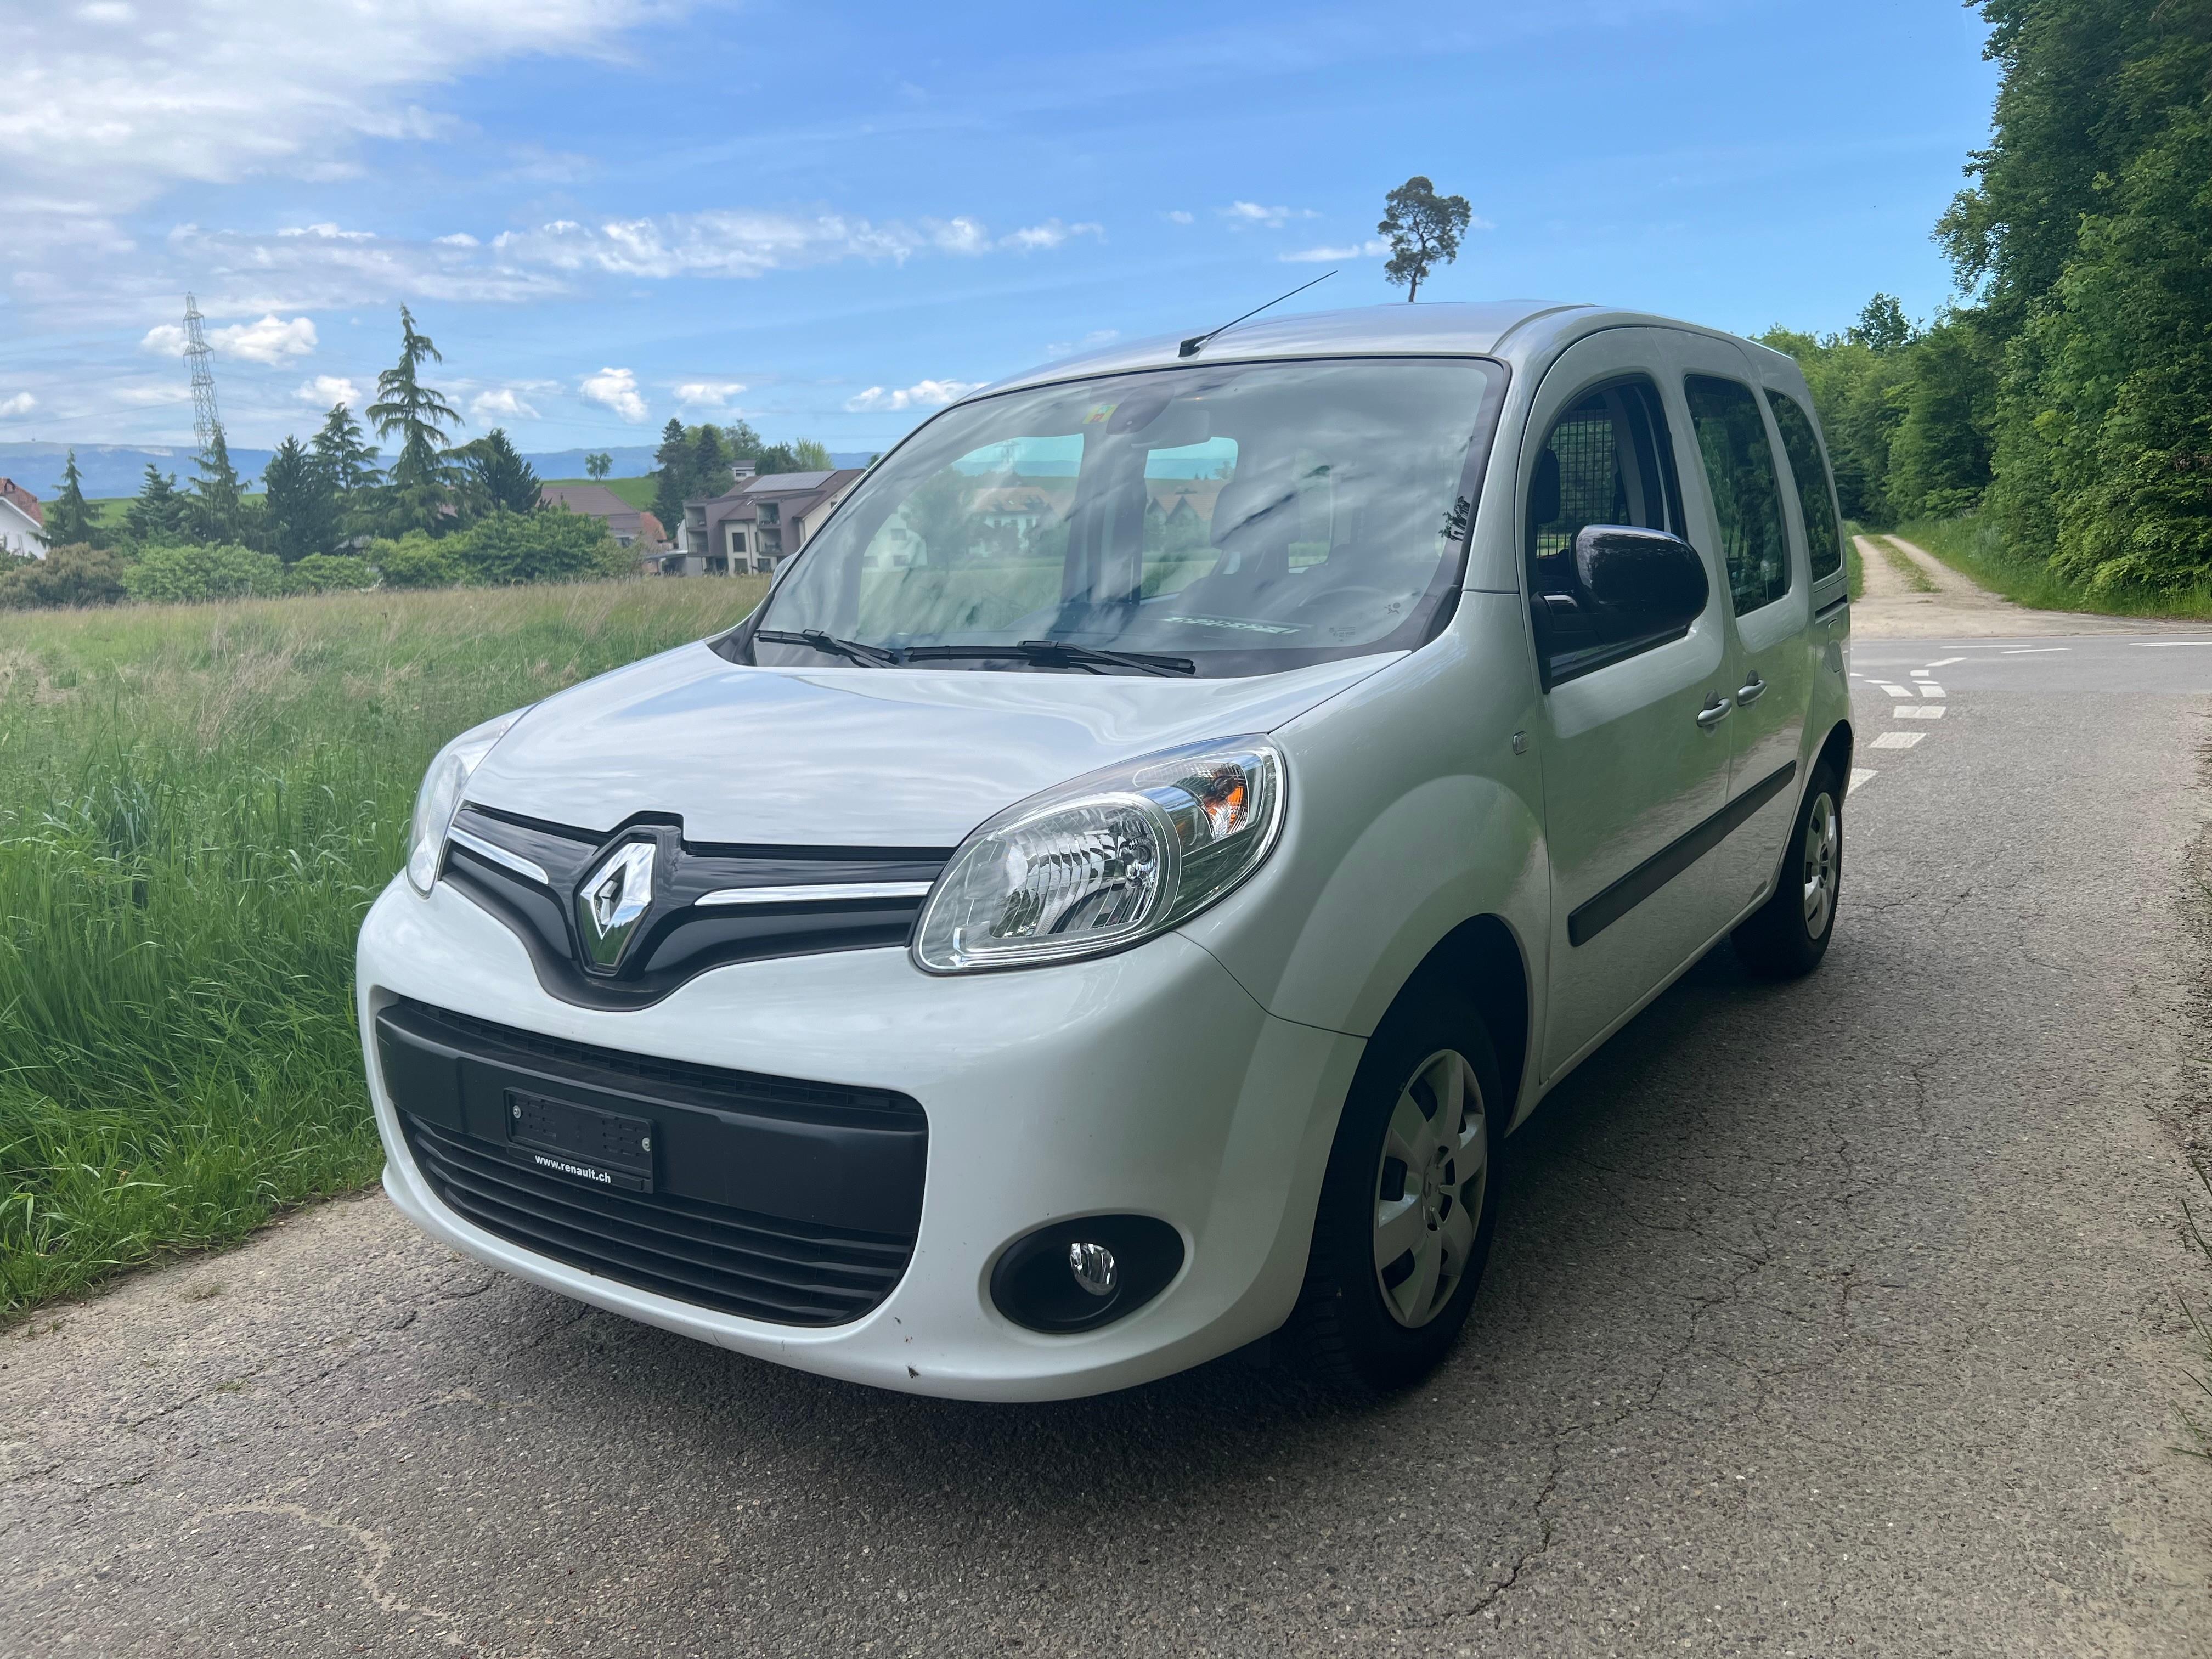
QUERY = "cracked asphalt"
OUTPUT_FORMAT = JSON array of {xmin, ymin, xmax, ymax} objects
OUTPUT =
[{"xmin": 5, "ymin": 620, "xmax": 2212, "ymax": 1657}]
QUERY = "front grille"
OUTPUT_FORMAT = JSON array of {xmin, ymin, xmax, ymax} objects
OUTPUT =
[
  {"xmin": 402, "ymin": 1115, "xmax": 913, "ymax": 1324},
  {"xmin": 377, "ymin": 998, "xmax": 926, "ymax": 1327}
]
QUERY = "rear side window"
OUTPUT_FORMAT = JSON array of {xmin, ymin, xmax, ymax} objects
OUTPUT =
[
  {"xmin": 1684, "ymin": 375, "xmax": 1791, "ymax": 614},
  {"xmin": 1764, "ymin": 390, "xmax": 1844, "ymax": 583}
]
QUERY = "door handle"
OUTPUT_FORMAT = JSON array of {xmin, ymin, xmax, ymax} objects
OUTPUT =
[
  {"xmin": 1736, "ymin": 671, "xmax": 1767, "ymax": 706},
  {"xmin": 1696, "ymin": 692, "xmax": 1734, "ymax": 729}
]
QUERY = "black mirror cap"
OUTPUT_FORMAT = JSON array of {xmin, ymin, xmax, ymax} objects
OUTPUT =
[
  {"xmin": 1572, "ymin": 524, "xmax": 1709, "ymax": 625},
  {"xmin": 989, "ymin": 1214, "xmax": 1185, "ymax": 1334}
]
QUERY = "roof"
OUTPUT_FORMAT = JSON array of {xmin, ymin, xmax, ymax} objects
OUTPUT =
[
  {"xmin": 690, "ymin": 468, "xmax": 865, "ymax": 516},
  {"xmin": 971, "ymin": 300, "xmax": 1770, "ymax": 399},
  {"xmin": 0, "ymin": 479, "xmax": 42, "ymax": 526},
  {"xmin": 747, "ymin": 470, "xmax": 835, "ymax": 493}
]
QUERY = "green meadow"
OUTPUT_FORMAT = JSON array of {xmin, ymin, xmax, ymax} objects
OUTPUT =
[{"xmin": 0, "ymin": 577, "xmax": 765, "ymax": 1315}]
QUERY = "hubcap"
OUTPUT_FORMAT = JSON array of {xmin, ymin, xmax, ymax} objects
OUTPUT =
[
  {"xmin": 1371, "ymin": 1048, "xmax": 1488, "ymax": 1329},
  {"xmin": 1801, "ymin": 791, "xmax": 1839, "ymax": 938}
]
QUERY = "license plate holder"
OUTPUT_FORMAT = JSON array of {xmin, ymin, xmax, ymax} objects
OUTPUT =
[{"xmin": 504, "ymin": 1089, "xmax": 655, "ymax": 1193}]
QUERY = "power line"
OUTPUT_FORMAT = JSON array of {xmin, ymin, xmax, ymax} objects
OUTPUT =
[{"xmin": 182, "ymin": 292, "xmax": 222, "ymax": 450}]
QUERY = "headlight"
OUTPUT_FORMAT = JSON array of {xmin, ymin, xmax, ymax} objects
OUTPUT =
[
  {"xmin": 913, "ymin": 737, "xmax": 1284, "ymax": 974},
  {"xmin": 404, "ymin": 708, "xmax": 532, "ymax": 896}
]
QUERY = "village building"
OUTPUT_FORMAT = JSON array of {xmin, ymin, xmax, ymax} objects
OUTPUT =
[
  {"xmin": 0, "ymin": 479, "xmax": 45, "ymax": 558},
  {"xmin": 537, "ymin": 483, "xmax": 667, "ymax": 551},
  {"xmin": 665, "ymin": 464, "xmax": 866, "ymax": 577}
]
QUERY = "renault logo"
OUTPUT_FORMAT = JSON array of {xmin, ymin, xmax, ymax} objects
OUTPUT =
[{"xmin": 577, "ymin": 840, "xmax": 656, "ymax": 970}]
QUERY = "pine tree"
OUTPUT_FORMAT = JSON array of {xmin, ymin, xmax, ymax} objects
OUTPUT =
[
  {"xmin": 191, "ymin": 428, "xmax": 247, "ymax": 545},
  {"xmin": 453, "ymin": 428, "xmax": 542, "ymax": 517},
  {"xmin": 687, "ymin": 424, "xmax": 730, "ymax": 501},
  {"xmin": 1378, "ymin": 176, "xmax": 1474, "ymax": 302},
  {"xmin": 123, "ymin": 464, "xmax": 189, "ymax": 546},
  {"xmin": 263, "ymin": 435, "xmax": 338, "ymax": 561},
  {"xmin": 651, "ymin": 417, "xmax": 689, "ymax": 534},
  {"xmin": 365, "ymin": 306, "xmax": 461, "ymax": 535},
  {"xmin": 312, "ymin": 402, "xmax": 382, "ymax": 498},
  {"xmin": 43, "ymin": 450, "xmax": 102, "ymax": 547}
]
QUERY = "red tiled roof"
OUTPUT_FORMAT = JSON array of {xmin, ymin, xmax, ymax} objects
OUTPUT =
[{"xmin": 0, "ymin": 478, "xmax": 42, "ymax": 526}]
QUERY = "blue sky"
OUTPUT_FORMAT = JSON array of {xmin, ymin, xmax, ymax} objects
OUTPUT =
[{"xmin": 3, "ymin": 0, "xmax": 1999, "ymax": 460}]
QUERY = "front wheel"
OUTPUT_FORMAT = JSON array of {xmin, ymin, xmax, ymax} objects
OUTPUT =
[
  {"xmin": 1733, "ymin": 760, "xmax": 1842, "ymax": 979},
  {"xmin": 1294, "ymin": 988, "xmax": 1503, "ymax": 1392}
]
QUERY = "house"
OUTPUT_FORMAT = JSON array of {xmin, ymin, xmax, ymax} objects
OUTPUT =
[
  {"xmin": 0, "ymin": 479, "xmax": 45, "ymax": 558},
  {"xmin": 537, "ymin": 483, "xmax": 667, "ymax": 551},
  {"xmin": 663, "ymin": 466, "xmax": 866, "ymax": 577}
]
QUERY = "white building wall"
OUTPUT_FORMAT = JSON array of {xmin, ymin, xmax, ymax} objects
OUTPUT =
[{"xmin": 0, "ymin": 501, "xmax": 46, "ymax": 558}]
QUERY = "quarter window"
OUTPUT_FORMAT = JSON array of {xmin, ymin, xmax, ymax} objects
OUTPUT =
[
  {"xmin": 1684, "ymin": 375, "xmax": 1791, "ymax": 614},
  {"xmin": 1763, "ymin": 390, "xmax": 1844, "ymax": 584}
]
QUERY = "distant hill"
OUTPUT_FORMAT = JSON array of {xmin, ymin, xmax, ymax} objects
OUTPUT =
[{"xmin": 0, "ymin": 442, "xmax": 876, "ymax": 503}]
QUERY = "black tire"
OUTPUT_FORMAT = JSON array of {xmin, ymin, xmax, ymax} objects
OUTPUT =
[
  {"xmin": 1294, "ymin": 985, "xmax": 1504, "ymax": 1392},
  {"xmin": 1733, "ymin": 759, "xmax": 1842, "ymax": 979}
]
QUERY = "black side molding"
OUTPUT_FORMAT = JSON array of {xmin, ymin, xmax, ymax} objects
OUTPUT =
[{"xmin": 1568, "ymin": 762, "xmax": 1798, "ymax": 947}]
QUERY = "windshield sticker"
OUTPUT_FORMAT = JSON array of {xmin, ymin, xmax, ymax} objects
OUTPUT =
[
  {"xmin": 1082, "ymin": 402, "xmax": 1119, "ymax": 425},
  {"xmin": 1159, "ymin": 615, "xmax": 1301, "ymax": 635}
]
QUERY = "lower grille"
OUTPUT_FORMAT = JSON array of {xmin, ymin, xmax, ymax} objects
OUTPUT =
[{"xmin": 402, "ymin": 1113, "xmax": 914, "ymax": 1325}]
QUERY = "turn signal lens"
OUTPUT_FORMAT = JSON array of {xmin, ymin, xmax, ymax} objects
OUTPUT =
[{"xmin": 912, "ymin": 737, "xmax": 1283, "ymax": 973}]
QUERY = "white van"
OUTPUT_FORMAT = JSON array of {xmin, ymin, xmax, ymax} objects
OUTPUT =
[{"xmin": 358, "ymin": 302, "xmax": 1853, "ymax": 1400}]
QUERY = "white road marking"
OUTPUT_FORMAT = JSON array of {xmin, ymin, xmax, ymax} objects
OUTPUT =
[
  {"xmin": 1917, "ymin": 684, "xmax": 1945, "ymax": 697},
  {"xmin": 1874, "ymin": 683, "xmax": 1915, "ymax": 698},
  {"xmin": 2000, "ymin": 647, "xmax": 2069, "ymax": 654},
  {"xmin": 1848, "ymin": 768, "xmax": 1876, "ymax": 795},
  {"xmin": 1894, "ymin": 704, "xmax": 1945, "ymax": 719},
  {"xmin": 2135, "ymin": 640, "xmax": 2212, "ymax": 648},
  {"xmin": 1910, "ymin": 669, "xmax": 1931, "ymax": 678},
  {"xmin": 1925, "ymin": 657, "xmax": 1966, "ymax": 667},
  {"xmin": 1870, "ymin": 731, "xmax": 1925, "ymax": 749}
]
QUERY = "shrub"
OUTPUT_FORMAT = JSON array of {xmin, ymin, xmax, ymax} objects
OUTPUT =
[
  {"xmin": 0, "ymin": 544, "xmax": 129, "ymax": 609},
  {"xmin": 122, "ymin": 543, "xmax": 284, "ymax": 605},
  {"xmin": 452, "ymin": 506, "xmax": 629, "ymax": 585},
  {"xmin": 282, "ymin": 553, "xmax": 376, "ymax": 594},
  {"xmin": 364, "ymin": 533, "xmax": 459, "ymax": 590}
]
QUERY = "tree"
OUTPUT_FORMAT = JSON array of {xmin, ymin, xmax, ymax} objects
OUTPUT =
[
  {"xmin": 452, "ymin": 506, "xmax": 626, "ymax": 585},
  {"xmin": 0, "ymin": 544, "xmax": 127, "ymax": 608},
  {"xmin": 123, "ymin": 464, "xmax": 189, "ymax": 546},
  {"xmin": 652, "ymin": 417, "xmax": 689, "ymax": 536},
  {"xmin": 1378, "ymin": 176, "xmax": 1474, "ymax": 302},
  {"xmin": 262, "ymin": 435, "xmax": 338, "ymax": 562},
  {"xmin": 312, "ymin": 402, "xmax": 382, "ymax": 499},
  {"xmin": 191, "ymin": 427, "xmax": 250, "ymax": 546},
  {"xmin": 453, "ymin": 428, "xmax": 541, "ymax": 517},
  {"xmin": 1846, "ymin": 294, "xmax": 1914, "ymax": 352},
  {"xmin": 792, "ymin": 438, "xmax": 834, "ymax": 471},
  {"xmin": 687, "ymin": 423, "xmax": 731, "ymax": 500},
  {"xmin": 585, "ymin": 452, "xmax": 612, "ymax": 481},
  {"xmin": 43, "ymin": 450, "xmax": 103, "ymax": 548},
  {"xmin": 365, "ymin": 306, "xmax": 462, "ymax": 535}
]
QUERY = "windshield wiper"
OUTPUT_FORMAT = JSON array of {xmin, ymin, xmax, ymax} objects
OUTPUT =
[
  {"xmin": 753, "ymin": 628, "xmax": 900, "ymax": 668},
  {"xmin": 902, "ymin": 640, "xmax": 1198, "ymax": 678}
]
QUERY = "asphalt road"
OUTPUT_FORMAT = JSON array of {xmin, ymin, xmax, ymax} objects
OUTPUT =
[{"xmin": 7, "ymin": 618, "xmax": 2212, "ymax": 1657}]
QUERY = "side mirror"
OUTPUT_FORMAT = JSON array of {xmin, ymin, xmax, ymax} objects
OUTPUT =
[{"xmin": 1572, "ymin": 525, "xmax": 1708, "ymax": 631}]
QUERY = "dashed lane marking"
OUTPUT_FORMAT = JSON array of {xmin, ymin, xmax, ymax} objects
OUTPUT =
[
  {"xmin": 2136, "ymin": 640, "xmax": 2212, "ymax": 647},
  {"xmin": 1848, "ymin": 768, "xmax": 1876, "ymax": 795},
  {"xmin": 1917, "ymin": 684, "xmax": 1945, "ymax": 697},
  {"xmin": 1874, "ymin": 683, "xmax": 1915, "ymax": 698},
  {"xmin": 1894, "ymin": 704, "xmax": 1945, "ymax": 719},
  {"xmin": 2000, "ymin": 647, "xmax": 2069, "ymax": 654},
  {"xmin": 1925, "ymin": 657, "xmax": 1966, "ymax": 668},
  {"xmin": 1870, "ymin": 731, "xmax": 1925, "ymax": 749},
  {"xmin": 1910, "ymin": 669, "xmax": 1932, "ymax": 678}
]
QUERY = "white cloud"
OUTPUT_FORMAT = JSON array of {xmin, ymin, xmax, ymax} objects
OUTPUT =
[
  {"xmin": 141, "ymin": 323, "xmax": 188, "ymax": 356},
  {"xmin": 1221, "ymin": 201, "xmax": 1319, "ymax": 230},
  {"xmin": 1165, "ymin": 210, "xmax": 1194, "ymax": 225},
  {"xmin": 116, "ymin": 384, "xmax": 181, "ymax": 407},
  {"xmin": 296, "ymin": 374, "xmax": 362, "ymax": 406},
  {"xmin": 433, "ymin": 232, "xmax": 479, "ymax": 247},
  {"xmin": 1282, "ymin": 239, "xmax": 1391, "ymax": 263},
  {"xmin": 0, "ymin": 392, "xmax": 36, "ymax": 417},
  {"xmin": 844, "ymin": 379, "xmax": 981, "ymax": 414},
  {"xmin": 675, "ymin": 380, "xmax": 747, "ymax": 408},
  {"xmin": 1001, "ymin": 219, "xmax": 1103, "ymax": 252},
  {"xmin": 279, "ymin": 223, "xmax": 374, "ymax": 241},
  {"xmin": 579, "ymin": 366, "xmax": 646, "ymax": 422},
  {"xmin": 470, "ymin": 387, "xmax": 540, "ymax": 421},
  {"xmin": 207, "ymin": 312, "xmax": 317, "ymax": 363}
]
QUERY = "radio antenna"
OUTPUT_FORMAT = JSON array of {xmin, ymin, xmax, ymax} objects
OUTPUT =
[{"xmin": 1178, "ymin": 269, "xmax": 1336, "ymax": 358}]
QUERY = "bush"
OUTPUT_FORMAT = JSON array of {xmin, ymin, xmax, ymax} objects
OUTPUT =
[
  {"xmin": 0, "ymin": 544, "xmax": 128, "ymax": 609},
  {"xmin": 364, "ymin": 533, "xmax": 459, "ymax": 590},
  {"xmin": 452, "ymin": 506, "xmax": 628, "ymax": 585},
  {"xmin": 122, "ymin": 543, "xmax": 284, "ymax": 605},
  {"xmin": 282, "ymin": 553, "xmax": 376, "ymax": 594}
]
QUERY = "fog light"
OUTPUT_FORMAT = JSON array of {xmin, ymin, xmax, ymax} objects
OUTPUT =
[
  {"xmin": 1068, "ymin": 1241, "xmax": 1118, "ymax": 1297},
  {"xmin": 989, "ymin": 1215, "xmax": 1184, "ymax": 1334}
]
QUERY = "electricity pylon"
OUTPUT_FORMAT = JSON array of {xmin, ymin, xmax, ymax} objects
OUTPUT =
[{"xmin": 182, "ymin": 292, "xmax": 222, "ymax": 449}]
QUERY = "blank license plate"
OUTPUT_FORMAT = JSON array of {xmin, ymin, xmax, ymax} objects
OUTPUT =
[{"xmin": 505, "ymin": 1090, "xmax": 654, "ymax": 1193}]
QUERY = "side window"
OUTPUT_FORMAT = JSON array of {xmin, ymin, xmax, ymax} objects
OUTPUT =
[
  {"xmin": 1764, "ymin": 390, "xmax": 1844, "ymax": 584},
  {"xmin": 1683, "ymin": 375, "xmax": 1791, "ymax": 614},
  {"xmin": 1524, "ymin": 377, "xmax": 1686, "ymax": 681}
]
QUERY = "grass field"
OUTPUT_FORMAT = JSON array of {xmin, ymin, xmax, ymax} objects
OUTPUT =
[
  {"xmin": 545, "ymin": 475, "xmax": 657, "ymax": 511},
  {"xmin": 0, "ymin": 577, "xmax": 765, "ymax": 1316},
  {"xmin": 1897, "ymin": 515, "xmax": 2212, "ymax": 620}
]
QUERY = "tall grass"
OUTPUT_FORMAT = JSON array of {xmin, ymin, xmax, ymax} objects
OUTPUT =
[
  {"xmin": 0, "ymin": 578, "xmax": 765, "ymax": 1314},
  {"xmin": 1897, "ymin": 515, "xmax": 2212, "ymax": 620}
]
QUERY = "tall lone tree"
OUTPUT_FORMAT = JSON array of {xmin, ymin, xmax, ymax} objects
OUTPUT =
[
  {"xmin": 366, "ymin": 306, "xmax": 462, "ymax": 535},
  {"xmin": 43, "ymin": 450, "xmax": 102, "ymax": 547},
  {"xmin": 651, "ymin": 417, "xmax": 690, "ymax": 535},
  {"xmin": 585, "ymin": 451, "xmax": 612, "ymax": 481},
  {"xmin": 1378, "ymin": 176, "xmax": 1474, "ymax": 302}
]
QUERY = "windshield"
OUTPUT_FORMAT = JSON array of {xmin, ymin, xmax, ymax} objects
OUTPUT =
[{"xmin": 742, "ymin": 356, "xmax": 1504, "ymax": 677}]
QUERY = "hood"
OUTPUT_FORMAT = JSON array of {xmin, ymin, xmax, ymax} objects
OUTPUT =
[{"xmin": 469, "ymin": 641, "xmax": 1395, "ymax": 847}]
